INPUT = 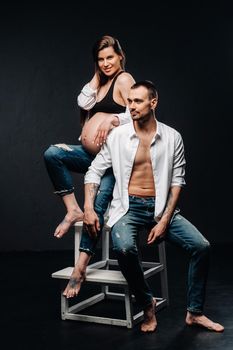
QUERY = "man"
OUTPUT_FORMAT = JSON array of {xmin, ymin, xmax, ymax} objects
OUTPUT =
[{"xmin": 66, "ymin": 81, "xmax": 224, "ymax": 333}]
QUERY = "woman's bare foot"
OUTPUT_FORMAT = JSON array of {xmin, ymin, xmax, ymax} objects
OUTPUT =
[
  {"xmin": 63, "ymin": 267, "xmax": 86, "ymax": 298},
  {"xmin": 54, "ymin": 208, "xmax": 83, "ymax": 238},
  {"xmin": 141, "ymin": 298, "xmax": 157, "ymax": 333},
  {"xmin": 186, "ymin": 311, "xmax": 224, "ymax": 332}
]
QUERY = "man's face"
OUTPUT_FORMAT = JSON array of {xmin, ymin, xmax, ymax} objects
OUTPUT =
[{"xmin": 127, "ymin": 86, "xmax": 155, "ymax": 121}]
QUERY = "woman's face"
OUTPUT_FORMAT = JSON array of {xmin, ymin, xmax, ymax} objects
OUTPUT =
[{"xmin": 97, "ymin": 46, "xmax": 122, "ymax": 77}]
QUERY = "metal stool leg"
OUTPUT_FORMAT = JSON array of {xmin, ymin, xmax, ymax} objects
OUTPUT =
[{"xmin": 158, "ymin": 241, "xmax": 169, "ymax": 305}]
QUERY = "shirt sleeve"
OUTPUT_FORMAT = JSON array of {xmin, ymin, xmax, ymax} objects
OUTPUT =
[
  {"xmin": 115, "ymin": 106, "xmax": 131, "ymax": 125},
  {"xmin": 77, "ymin": 83, "xmax": 97, "ymax": 110},
  {"xmin": 171, "ymin": 132, "xmax": 186, "ymax": 187},
  {"xmin": 84, "ymin": 143, "xmax": 112, "ymax": 185}
]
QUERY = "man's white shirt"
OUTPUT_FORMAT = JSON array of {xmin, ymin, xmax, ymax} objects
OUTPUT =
[{"xmin": 85, "ymin": 120, "xmax": 186, "ymax": 227}]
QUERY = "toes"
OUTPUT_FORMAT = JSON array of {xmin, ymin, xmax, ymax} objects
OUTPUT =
[
  {"xmin": 54, "ymin": 227, "xmax": 61, "ymax": 237},
  {"xmin": 141, "ymin": 324, "xmax": 157, "ymax": 333},
  {"xmin": 210, "ymin": 323, "xmax": 224, "ymax": 332},
  {"xmin": 186, "ymin": 315, "xmax": 224, "ymax": 333},
  {"xmin": 63, "ymin": 279, "xmax": 83, "ymax": 298}
]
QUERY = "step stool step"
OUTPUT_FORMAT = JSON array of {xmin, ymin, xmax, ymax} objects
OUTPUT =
[{"xmin": 52, "ymin": 267, "xmax": 127, "ymax": 285}]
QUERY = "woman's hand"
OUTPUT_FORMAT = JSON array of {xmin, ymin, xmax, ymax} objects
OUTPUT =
[
  {"xmin": 93, "ymin": 114, "xmax": 119, "ymax": 146},
  {"xmin": 81, "ymin": 112, "xmax": 119, "ymax": 155}
]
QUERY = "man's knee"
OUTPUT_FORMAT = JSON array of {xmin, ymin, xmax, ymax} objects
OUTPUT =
[
  {"xmin": 195, "ymin": 238, "xmax": 211, "ymax": 255},
  {"xmin": 113, "ymin": 240, "xmax": 137, "ymax": 256}
]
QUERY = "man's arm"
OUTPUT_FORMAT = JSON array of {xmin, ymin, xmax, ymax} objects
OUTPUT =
[
  {"xmin": 148, "ymin": 132, "xmax": 186, "ymax": 244},
  {"xmin": 159, "ymin": 186, "xmax": 182, "ymax": 225},
  {"xmin": 171, "ymin": 132, "xmax": 186, "ymax": 187},
  {"xmin": 83, "ymin": 183, "xmax": 101, "ymax": 238},
  {"xmin": 83, "ymin": 141, "xmax": 113, "ymax": 237},
  {"xmin": 147, "ymin": 186, "xmax": 182, "ymax": 244}
]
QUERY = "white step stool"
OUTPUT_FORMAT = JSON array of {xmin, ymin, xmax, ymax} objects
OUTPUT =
[{"xmin": 52, "ymin": 221, "xmax": 169, "ymax": 328}]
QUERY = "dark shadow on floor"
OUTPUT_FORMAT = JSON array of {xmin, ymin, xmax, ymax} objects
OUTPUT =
[{"xmin": 1, "ymin": 243, "xmax": 232, "ymax": 350}]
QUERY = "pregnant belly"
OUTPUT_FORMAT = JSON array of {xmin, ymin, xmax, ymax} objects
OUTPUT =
[{"xmin": 81, "ymin": 113, "xmax": 109, "ymax": 155}]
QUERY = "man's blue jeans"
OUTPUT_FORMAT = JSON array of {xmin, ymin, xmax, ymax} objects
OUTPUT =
[
  {"xmin": 44, "ymin": 144, "xmax": 115, "ymax": 253},
  {"xmin": 111, "ymin": 195, "xmax": 210, "ymax": 313}
]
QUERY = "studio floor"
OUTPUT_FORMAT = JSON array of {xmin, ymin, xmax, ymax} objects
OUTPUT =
[{"xmin": 1, "ymin": 242, "xmax": 232, "ymax": 350}]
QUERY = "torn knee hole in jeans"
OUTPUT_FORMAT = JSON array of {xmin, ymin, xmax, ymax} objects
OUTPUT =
[
  {"xmin": 54, "ymin": 143, "xmax": 73, "ymax": 151},
  {"xmin": 202, "ymin": 237, "xmax": 210, "ymax": 245}
]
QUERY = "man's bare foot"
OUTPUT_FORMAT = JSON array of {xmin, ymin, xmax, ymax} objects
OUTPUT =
[
  {"xmin": 63, "ymin": 267, "xmax": 86, "ymax": 298},
  {"xmin": 141, "ymin": 298, "xmax": 157, "ymax": 333},
  {"xmin": 186, "ymin": 311, "xmax": 224, "ymax": 332},
  {"xmin": 54, "ymin": 209, "xmax": 83, "ymax": 238}
]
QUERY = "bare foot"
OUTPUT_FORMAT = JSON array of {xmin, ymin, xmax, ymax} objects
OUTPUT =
[
  {"xmin": 186, "ymin": 312, "xmax": 224, "ymax": 332},
  {"xmin": 63, "ymin": 267, "xmax": 86, "ymax": 298},
  {"xmin": 141, "ymin": 298, "xmax": 157, "ymax": 333},
  {"xmin": 54, "ymin": 209, "xmax": 83, "ymax": 238}
]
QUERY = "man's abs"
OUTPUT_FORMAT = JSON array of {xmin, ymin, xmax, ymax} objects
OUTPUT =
[{"xmin": 128, "ymin": 143, "xmax": 155, "ymax": 197}]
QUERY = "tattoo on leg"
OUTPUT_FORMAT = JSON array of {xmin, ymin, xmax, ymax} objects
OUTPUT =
[{"xmin": 68, "ymin": 277, "xmax": 80, "ymax": 288}]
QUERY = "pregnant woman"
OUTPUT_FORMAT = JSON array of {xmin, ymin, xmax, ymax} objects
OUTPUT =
[{"xmin": 44, "ymin": 35, "xmax": 135, "ymax": 296}]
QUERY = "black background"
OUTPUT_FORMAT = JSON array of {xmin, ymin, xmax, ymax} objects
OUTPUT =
[{"xmin": 1, "ymin": 1, "xmax": 232, "ymax": 251}]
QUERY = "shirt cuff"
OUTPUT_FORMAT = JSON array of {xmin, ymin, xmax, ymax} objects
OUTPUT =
[{"xmin": 81, "ymin": 83, "xmax": 97, "ymax": 97}]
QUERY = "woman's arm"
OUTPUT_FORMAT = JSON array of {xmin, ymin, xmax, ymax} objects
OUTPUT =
[
  {"xmin": 77, "ymin": 83, "xmax": 97, "ymax": 110},
  {"xmin": 77, "ymin": 73, "xmax": 100, "ymax": 110},
  {"xmin": 114, "ymin": 72, "xmax": 135, "ymax": 125},
  {"xmin": 93, "ymin": 72, "xmax": 135, "ymax": 145}
]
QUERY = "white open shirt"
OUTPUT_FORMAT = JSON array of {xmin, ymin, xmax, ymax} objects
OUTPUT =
[{"xmin": 85, "ymin": 120, "xmax": 186, "ymax": 228}]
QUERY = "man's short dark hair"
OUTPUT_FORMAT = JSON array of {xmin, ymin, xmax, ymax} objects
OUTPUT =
[{"xmin": 131, "ymin": 80, "xmax": 158, "ymax": 100}]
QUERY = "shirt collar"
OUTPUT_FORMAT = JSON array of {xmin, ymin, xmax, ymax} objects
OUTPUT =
[
  {"xmin": 154, "ymin": 120, "xmax": 162, "ymax": 140},
  {"xmin": 129, "ymin": 121, "xmax": 137, "ymax": 139},
  {"xmin": 129, "ymin": 119, "xmax": 162, "ymax": 140}
]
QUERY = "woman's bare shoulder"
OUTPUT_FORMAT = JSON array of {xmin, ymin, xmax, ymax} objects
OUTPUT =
[{"xmin": 117, "ymin": 71, "xmax": 135, "ymax": 85}]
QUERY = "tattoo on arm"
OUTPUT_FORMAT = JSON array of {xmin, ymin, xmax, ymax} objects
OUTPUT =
[
  {"xmin": 163, "ymin": 192, "xmax": 173, "ymax": 217},
  {"xmin": 160, "ymin": 191, "xmax": 177, "ymax": 225},
  {"xmin": 161, "ymin": 187, "xmax": 181, "ymax": 224},
  {"xmin": 88, "ymin": 183, "xmax": 99, "ymax": 204}
]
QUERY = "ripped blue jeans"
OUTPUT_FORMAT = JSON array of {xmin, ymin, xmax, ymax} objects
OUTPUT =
[
  {"xmin": 111, "ymin": 195, "xmax": 210, "ymax": 312},
  {"xmin": 44, "ymin": 144, "xmax": 115, "ymax": 253}
]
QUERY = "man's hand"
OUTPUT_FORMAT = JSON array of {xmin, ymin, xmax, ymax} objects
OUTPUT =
[
  {"xmin": 147, "ymin": 221, "xmax": 168, "ymax": 244},
  {"xmin": 93, "ymin": 114, "xmax": 119, "ymax": 146},
  {"xmin": 83, "ymin": 208, "xmax": 100, "ymax": 238}
]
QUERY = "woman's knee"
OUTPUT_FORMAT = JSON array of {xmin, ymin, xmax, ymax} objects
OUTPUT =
[
  {"xmin": 99, "ymin": 170, "xmax": 115, "ymax": 193},
  {"xmin": 94, "ymin": 191, "xmax": 112, "ymax": 216},
  {"xmin": 44, "ymin": 145, "xmax": 61, "ymax": 163}
]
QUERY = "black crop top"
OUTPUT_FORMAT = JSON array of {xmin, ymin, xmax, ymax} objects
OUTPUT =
[{"xmin": 89, "ymin": 71, "xmax": 126, "ymax": 118}]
